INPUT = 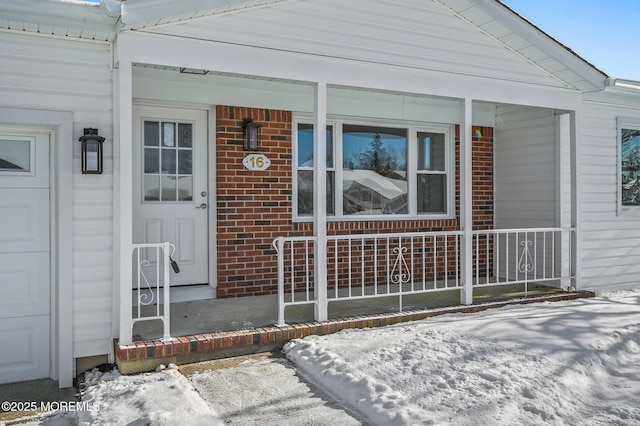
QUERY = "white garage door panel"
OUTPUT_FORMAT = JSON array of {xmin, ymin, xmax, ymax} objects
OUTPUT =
[
  {"xmin": 0, "ymin": 315, "xmax": 49, "ymax": 384},
  {"xmin": 0, "ymin": 252, "xmax": 50, "ymax": 318},
  {"xmin": 0, "ymin": 188, "xmax": 49, "ymax": 253},
  {"xmin": 0, "ymin": 130, "xmax": 50, "ymax": 384}
]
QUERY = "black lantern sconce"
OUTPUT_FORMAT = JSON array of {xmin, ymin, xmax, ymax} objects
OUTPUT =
[
  {"xmin": 79, "ymin": 128, "xmax": 104, "ymax": 174},
  {"xmin": 242, "ymin": 118, "xmax": 262, "ymax": 151}
]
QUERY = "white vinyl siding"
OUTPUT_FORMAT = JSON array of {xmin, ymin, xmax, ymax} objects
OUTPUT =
[
  {"xmin": 495, "ymin": 105, "xmax": 557, "ymax": 229},
  {"xmin": 578, "ymin": 96, "xmax": 640, "ymax": 293},
  {"xmin": 0, "ymin": 32, "xmax": 114, "ymax": 358},
  {"xmin": 144, "ymin": 0, "xmax": 568, "ymax": 90}
]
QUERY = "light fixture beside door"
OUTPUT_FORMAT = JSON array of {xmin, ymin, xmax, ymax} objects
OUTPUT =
[
  {"xmin": 242, "ymin": 118, "xmax": 261, "ymax": 151},
  {"xmin": 79, "ymin": 128, "xmax": 104, "ymax": 174}
]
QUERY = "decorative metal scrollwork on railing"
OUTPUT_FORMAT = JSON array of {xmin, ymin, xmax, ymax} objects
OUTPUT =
[
  {"xmin": 137, "ymin": 259, "xmax": 155, "ymax": 306},
  {"xmin": 518, "ymin": 239, "xmax": 535, "ymax": 273},
  {"xmin": 390, "ymin": 245, "xmax": 411, "ymax": 285}
]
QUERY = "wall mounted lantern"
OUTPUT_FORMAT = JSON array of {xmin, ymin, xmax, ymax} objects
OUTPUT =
[
  {"xmin": 79, "ymin": 128, "xmax": 104, "ymax": 174},
  {"xmin": 242, "ymin": 118, "xmax": 262, "ymax": 151}
]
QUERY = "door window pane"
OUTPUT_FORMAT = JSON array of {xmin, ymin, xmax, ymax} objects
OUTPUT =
[
  {"xmin": 161, "ymin": 176, "xmax": 177, "ymax": 201},
  {"xmin": 161, "ymin": 148, "xmax": 176, "ymax": 174},
  {"xmin": 144, "ymin": 148, "xmax": 159, "ymax": 173},
  {"xmin": 177, "ymin": 176, "xmax": 193, "ymax": 201},
  {"xmin": 178, "ymin": 123, "xmax": 193, "ymax": 148},
  {"xmin": 144, "ymin": 175, "xmax": 160, "ymax": 201},
  {"xmin": 178, "ymin": 149, "xmax": 192, "ymax": 174},
  {"xmin": 162, "ymin": 123, "xmax": 175, "ymax": 147},
  {"xmin": 144, "ymin": 121, "xmax": 160, "ymax": 146}
]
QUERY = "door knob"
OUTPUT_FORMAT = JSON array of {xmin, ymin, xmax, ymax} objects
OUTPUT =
[{"xmin": 196, "ymin": 203, "xmax": 207, "ymax": 209}]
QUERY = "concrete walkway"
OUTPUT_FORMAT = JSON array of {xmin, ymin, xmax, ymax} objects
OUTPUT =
[
  {"xmin": 4, "ymin": 353, "xmax": 362, "ymax": 426},
  {"xmin": 182, "ymin": 352, "xmax": 364, "ymax": 425}
]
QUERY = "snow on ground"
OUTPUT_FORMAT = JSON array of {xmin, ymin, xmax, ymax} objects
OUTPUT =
[
  {"xmin": 21, "ymin": 367, "xmax": 222, "ymax": 426},
  {"xmin": 76, "ymin": 368, "xmax": 222, "ymax": 426},
  {"xmin": 18, "ymin": 290, "xmax": 640, "ymax": 425},
  {"xmin": 283, "ymin": 290, "xmax": 640, "ymax": 425}
]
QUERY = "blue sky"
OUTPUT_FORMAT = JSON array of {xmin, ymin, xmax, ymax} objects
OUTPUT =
[{"xmin": 503, "ymin": 0, "xmax": 640, "ymax": 80}]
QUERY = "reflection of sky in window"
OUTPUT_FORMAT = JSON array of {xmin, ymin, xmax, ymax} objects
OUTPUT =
[
  {"xmin": 342, "ymin": 132, "xmax": 407, "ymax": 169},
  {"xmin": 297, "ymin": 127, "xmax": 333, "ymax": 167}
]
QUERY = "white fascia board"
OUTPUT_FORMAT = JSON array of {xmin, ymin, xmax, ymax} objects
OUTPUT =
[
  {"xmin": 118, "ymin": 30, "xmax": 582, "ymax": 111},
  {"xmin": 120, "ymin": 0, "xmax": 292, "ymax": 28},
  {"xmin": 472, "ymin": 0, "xmax": 608, "ymax": 91}
]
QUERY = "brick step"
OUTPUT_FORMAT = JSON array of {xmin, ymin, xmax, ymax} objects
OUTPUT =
[{"xmin": 115, "ymin": 291, "xmax": 595, "ymax": 374}]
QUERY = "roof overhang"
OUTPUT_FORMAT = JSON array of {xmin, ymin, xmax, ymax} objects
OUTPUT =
[
  {"xmin": 0, "ymin": 0, "xmax": 120, "ymax": 41},
  {"xmin": 0, "ymin": 0, "xmax": 626, "ymax": 94}
]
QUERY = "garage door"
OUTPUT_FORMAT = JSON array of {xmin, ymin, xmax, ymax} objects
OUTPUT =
[{"xmin": 0, "ymin": 132, "xmax": 50, "ymax": 384}]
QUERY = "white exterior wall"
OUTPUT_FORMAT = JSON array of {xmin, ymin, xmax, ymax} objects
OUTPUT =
[
  {"xmin": 0, "ymin": 32, "xmax": 114, "ymax": 358},
  {"xmin": 495, "ymin": 105, "xmax": 557, "ymax": 228},
  {"xmin": 579, "ymin": 94, "xmax": 640, "ymax": 292}
]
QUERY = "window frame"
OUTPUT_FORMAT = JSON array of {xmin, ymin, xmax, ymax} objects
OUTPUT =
[
  {"xmin": 618, "ymin": 116, "xmax": 640, "ymax": 215},
  {"xmin": 293, "ymin": 116, "xmax": 455, "ymax": 221}
]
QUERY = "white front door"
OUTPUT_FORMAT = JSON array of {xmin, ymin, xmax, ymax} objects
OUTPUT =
[
  {"xmin": 0, "ymin": 131, "xmax": 50, "ymax": 384},
  {"xmin": 133, "ymin": 106, "xmax": 209, "ymax": 286}
]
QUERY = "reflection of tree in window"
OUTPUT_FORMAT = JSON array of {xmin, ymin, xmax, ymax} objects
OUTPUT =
[
  {"xmin": 342, "ymin": 125, "xmax": 408, "ymax": 215},
  {"xmin": 621, "ymin": 128, "xmax": 640, "ymax": 205}
]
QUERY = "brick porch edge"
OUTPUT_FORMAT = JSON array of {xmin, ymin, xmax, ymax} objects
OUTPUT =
[{"xmin": 115, "ymin": 291, "xmax": 595, "ymax": 374}]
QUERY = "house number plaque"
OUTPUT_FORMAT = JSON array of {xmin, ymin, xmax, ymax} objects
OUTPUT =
[{"xmin": 243, "ymin": 153, "xmax": 271, "ymax": 171}]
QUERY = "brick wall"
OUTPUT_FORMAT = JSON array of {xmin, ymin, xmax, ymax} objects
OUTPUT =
[{"xmin": 216, "ymin": 105, "xmax": 494, "ymax": 298}]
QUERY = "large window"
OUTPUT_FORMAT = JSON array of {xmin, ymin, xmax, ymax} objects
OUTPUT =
[{"xmin": 294, "ymin": 119, "xmax": 453, "ymax": 219}]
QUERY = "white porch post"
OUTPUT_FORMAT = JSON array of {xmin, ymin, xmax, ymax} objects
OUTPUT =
[
  {"xmin": 313, "ymin": 82, "xmax": 328, "ymax": 322},
  {"xmin": 117, "ymin": 60, "xmax": 134, "ymax": 345},
  {"xmin": 460, "ymin": 98, "xmax": 473, "ymax": 305},
  {"xmin": 556, "ymin": 112, "xmax": 572, "ymax": 288},
  {"xmin": 569, "ymin": 110, "xmax": 581, "ymax": 289}
]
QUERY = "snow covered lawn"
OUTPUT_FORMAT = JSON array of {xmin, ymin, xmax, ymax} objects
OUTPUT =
[
  {"xmin": 27, "ymin": 291, "xmax": 640, "ymax": 425},
  {"xmin": 283, "ymin": 291, "xmax": 640, "ymax": 425}
]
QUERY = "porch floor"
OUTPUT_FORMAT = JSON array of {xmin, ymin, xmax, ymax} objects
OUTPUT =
[
  {"xmin": 133, "ymin": 283, "xmax": 566, "ymax": 341},
  {"xmin": 117, "ymin": 284, "xmax": 595, "ymax": 375}
]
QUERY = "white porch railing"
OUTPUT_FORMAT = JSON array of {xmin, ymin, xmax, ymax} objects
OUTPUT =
[
  {"xmin": 274, "ymin": 231, "xmax": 464, "ymax": 326},
  {"xmin": 472, "ymin": 228, "xmax": 575, "ymax": 289},
  {"xmin": 274, "ymin": 228, "xmax": 575, "ymax": 326},
  {"xmin": 130, "ymin": 242, "xmax": 175, "ymax": 341}
]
